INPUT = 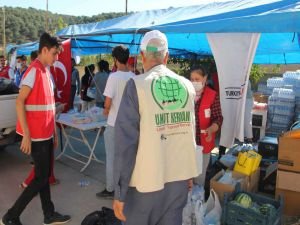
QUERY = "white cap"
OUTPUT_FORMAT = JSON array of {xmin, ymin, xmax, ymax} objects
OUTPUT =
[{"xmin": 140, "ymin": 30, "xmax": 168, "ymax": 52}]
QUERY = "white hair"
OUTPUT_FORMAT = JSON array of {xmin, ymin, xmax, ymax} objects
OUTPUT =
[{"xmin": 143, "ymin": 38, "xmax": 168, "ymax": 63}]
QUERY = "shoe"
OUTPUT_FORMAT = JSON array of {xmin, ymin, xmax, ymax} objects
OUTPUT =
[
  {"xmin": 0, "ymin": 215, "xmax": 22, "ymax": 225},
  {"xmin": 43, "ymin": 212, "xmax": 71, "ymax": 225},
  {"xmin": 96, "ymin": 189, "xmax": 114, "ymax": 198},
  {"xmin": 19, "ymin": 182, "xmax": 28, "ymax": 189},
  {"xmin": 49, "ymin": 179, "xmax": 60, "ymax": 186}
]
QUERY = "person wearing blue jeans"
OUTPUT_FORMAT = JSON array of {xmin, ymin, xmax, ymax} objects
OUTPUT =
[{"xmin": 96, "ymin": 45, "xmax": 134, "ymax": 198}]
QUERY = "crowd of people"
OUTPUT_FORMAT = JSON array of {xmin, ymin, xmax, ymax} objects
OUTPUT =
[
  {"xmin": 0, "ymin": 29, "xmax": 255, "ymax": 225},
  {"xmin": 71, "ymin": 55, "xmax": 140, "ymax": 113}
]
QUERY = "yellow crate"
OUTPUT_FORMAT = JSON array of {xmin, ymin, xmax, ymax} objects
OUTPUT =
[{"xmin": 234, "ymin": 150, "xmax": 262, "ymax": 176}]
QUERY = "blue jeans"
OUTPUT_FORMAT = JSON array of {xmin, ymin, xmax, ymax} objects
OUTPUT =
[{"xmin": 104, "ymin": 125, "xmax": 115, "ymax": 192}]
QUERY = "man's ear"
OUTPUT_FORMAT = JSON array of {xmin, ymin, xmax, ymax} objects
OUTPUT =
[
  {"xmin": 163, "ymin": 52, "xmax": 169, "ymax": 65},
  {"xmin": 141, "ymin": 51, "xmax": 146, "ymax": 64},
  {"xmin": 41, "ymin": 46, "xmax": 48, "ymax": 55}
]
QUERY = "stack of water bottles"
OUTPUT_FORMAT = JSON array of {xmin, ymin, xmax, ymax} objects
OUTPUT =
[
  {"xmin": 283, "ymin": 71, "xmax": 300, "ymax": 118},
  {"xmin": 267, "ymin": 85, "xmax": 296, "ymax": 136},
  {"xmin": 257, "ymin": 82, "xmax": 270, "ymax": 95},
  {"xmin": 257, "ymin": 82, "xmax": 274, "ymax": 96}
]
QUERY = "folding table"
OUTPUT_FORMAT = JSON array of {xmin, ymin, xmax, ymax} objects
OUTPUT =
[{"xmin": 56, "ymin": 113, "xmax": 106, "ymax": 172}]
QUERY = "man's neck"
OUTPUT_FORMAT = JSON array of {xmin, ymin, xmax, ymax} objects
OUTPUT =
[
  {"xmin": 117, "ymin": 64, "xmax": 129, "ymax": 72},
  {"xmin": 144, "ymin": 63, "xmax": 163, "ymax": 72},
  {"xmin": 20, "ymin": 66, "xmax": 27, "ymax": 73},
  {"xmin": 37, "ymin": 56, "xmax": 47, "ymax": 67}
]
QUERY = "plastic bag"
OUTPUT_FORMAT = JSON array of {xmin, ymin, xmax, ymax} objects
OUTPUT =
[
  {"xmin": 182, "ymin": 192, "xmax": 194, "ymax": 225},
  {"xmin": 218, "ymin": 171, "xmax": 233, "ymax": 185},
  {"xmin": 191, "ymin": 185, "xmax": 205, "ymax": 203},
  {"xmin": 196, "ymin": 145, "xmax": 203, "ymax": 175},
  {"xmin": 87, "ymin": 106, "xmax": 106, "ymax": 122},
  {"xmin": 182, "ymin": 185, "xmax": 205, "ymax": 225},
  {"xmin": 87, "ymin": 87, "xmax": 96, "ymax": 99},
  {"xmin": 219, "ymin": 154, "xmax": 237, "ymax": 169},
  {"xmin": 194, "ymin": 189, "xmax": 222, "ymax": 225}
]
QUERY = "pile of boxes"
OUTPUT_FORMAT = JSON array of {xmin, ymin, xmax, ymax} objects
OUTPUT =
[
  {"xmin": 211, "ymin": 148, "xmax": 261, "ymax": 204},
  {"xmin": 210, "ymin": 169, "xmax": 260, "ymax": 204},
  {"xmin": 276, "ymin": 134, "xmax": 300, "ymax": 216}
]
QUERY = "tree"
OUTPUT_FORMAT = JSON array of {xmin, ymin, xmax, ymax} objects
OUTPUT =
[{"xmin": 1, "ymin": 6, "xmax": 126, "ymax": 46}]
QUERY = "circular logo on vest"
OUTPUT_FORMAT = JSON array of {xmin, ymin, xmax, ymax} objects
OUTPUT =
[{"xmin": 151, "ymin": 76, "xmax": 189, "ymax": 110}]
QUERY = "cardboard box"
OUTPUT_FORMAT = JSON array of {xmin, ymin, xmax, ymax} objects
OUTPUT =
[
  {"xmin": 253, "ymin": 92, "xmax": 269, "ymax": 103},
  {"xmin": 276, "ymin": 170, "xmax": 300, "ymax": 216},
  {"xmin": 278, "ymin": 136, "xmax": 300, "ymax": 172},
  {"xmin": 210, "ymin": 170, "xmax": 247, "ymax": 204},
  {"xmin": 276, "ymin": 189, "xmax": 300, "ymax": 216},
  {"xmin": 247, "ymin": 168, "xmax": 260, "ymax": 193},
  {"xmin": 276, "ymin": 170, "xmax": 300, "ymax": 192},
  {"xmin": 210, "ymin": 169, "xmax": 259, "ymax": 204}
]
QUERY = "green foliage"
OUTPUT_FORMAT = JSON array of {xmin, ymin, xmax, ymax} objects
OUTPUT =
[
  {"xmin": 57, "ymin": 17, "xmax": 68, "ymax": 32},
  {"xmin": 168, "ymin": 56, "xmax": 216, "ymax": 78},
  {"xmin": 0, "ymin": 6, "xmax": 127, "ymax": 45},
  {"xmin": 249, "ymin": 64, "xmax": 265, "ymax": 85},
  {"xmin": 271, "ymin": 64, "xmax": 281, "ymax": 73}
]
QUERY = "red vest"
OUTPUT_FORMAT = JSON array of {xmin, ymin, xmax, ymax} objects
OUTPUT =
[
  {"xmin": 16, "ymin": 60, "xmax": 55, "ymax": 140},
  {"xmin": 0, "ymin": 66, "xmax": 11, "ymax": 79},
  {"xmin": 198, "ymin": 86, "xmax": 217, "ymax": 154}
]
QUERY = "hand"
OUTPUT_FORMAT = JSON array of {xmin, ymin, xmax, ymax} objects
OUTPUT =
[
  {"xmin": 20, "ymin": 134, "xmax": 31, "ymax": 155},
  {"xmin": 53, "ymin": 132, "xmax": 58, "ymax": 150},
  {"xmin": 103, "ymin": 108, "xmax": 109, "ymax": 117},
  {"xmin": 113, "ymin": 200, "xmax": 126, "ymax": 222},
  {"xmin": 55, "ymin": 103, "xmax": 66, "ymax": 114},
  {"xmin": 205, "ymin": 126, "xmax": 213, "ymax": 142},
  {"xmin": 188, "ymin": 179, "xmax": 193, "ymax": 191}
]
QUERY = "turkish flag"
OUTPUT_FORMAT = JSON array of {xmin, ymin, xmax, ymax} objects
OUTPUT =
[{"xmin": 51, "ymin": 39, "xmax": 71, "ymax": 112}]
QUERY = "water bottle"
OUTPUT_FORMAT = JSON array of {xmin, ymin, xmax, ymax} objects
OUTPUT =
[{"xmin": 78, "ymin": 180, "xmax": 90, "ymax": 188}]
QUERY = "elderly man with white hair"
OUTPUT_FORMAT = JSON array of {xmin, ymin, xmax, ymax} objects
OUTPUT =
[{"xmin": 112, "ymin": 30, "xmax": 201, "ymax": 225}]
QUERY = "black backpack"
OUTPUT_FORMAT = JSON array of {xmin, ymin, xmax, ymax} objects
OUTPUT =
[{"xmin": 81, "ymin": 207, "xmax": 122, "ymax": 225}]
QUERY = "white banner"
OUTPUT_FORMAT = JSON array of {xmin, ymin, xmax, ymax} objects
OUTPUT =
[{"xmin": 207, "ymin": 33, "xmax": 260, "ymax": 147}]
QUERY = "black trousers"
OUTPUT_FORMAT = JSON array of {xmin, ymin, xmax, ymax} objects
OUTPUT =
[
  {"xmin": 7, "ymin": 139, "xmax": 55, "ymax": 219},
  {"xmin": 70, "ymin": 85, "xmax": 77, "ymax": 109}
]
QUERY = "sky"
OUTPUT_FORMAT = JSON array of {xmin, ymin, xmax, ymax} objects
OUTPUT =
[{"xmin": 1, "ymin": 0, "xmax": 228, "ymax": 16}]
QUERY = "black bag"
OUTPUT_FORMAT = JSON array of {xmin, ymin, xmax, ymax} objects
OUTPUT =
[
  {"xmin": 81, "ymin": 207, "xmax": 122, "ymax": 225},
  {"xmin": 81, "ymin": 211, "xmax": 102, "ymax": 225},
  {"xmin": 101, "ymin": 207, "xmax": 122, "ymax": 225}
]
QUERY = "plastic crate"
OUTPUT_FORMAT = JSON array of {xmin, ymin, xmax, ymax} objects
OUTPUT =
[{"xmin": 223, "ymin": 190, "xmax": 283, "ymax": 225}]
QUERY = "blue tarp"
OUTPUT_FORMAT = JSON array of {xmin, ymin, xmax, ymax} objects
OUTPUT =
[{"xmin": 7, "ymin": 0, "xmax": 300, "ymax": 64}]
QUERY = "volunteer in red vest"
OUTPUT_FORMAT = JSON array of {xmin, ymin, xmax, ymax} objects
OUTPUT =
[
  {"xmin": 190, "ymin": 66, "xmax": 223, "ymax": 186},
  {"xmin": 113, "ymin": 30, "xmax": 200, "ymax": 225},
  {"xmin": 0, "ymin": 55, "xmax": 14, "ymax": 80},
  {"xmin": 0, "ymin": 33, "xmax": 70, "ymax": 225}
]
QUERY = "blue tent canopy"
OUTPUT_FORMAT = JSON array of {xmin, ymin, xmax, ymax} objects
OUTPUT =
[{"xmin": 7, "ymin": 0, "xmax": 300, "ymax": 64}]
